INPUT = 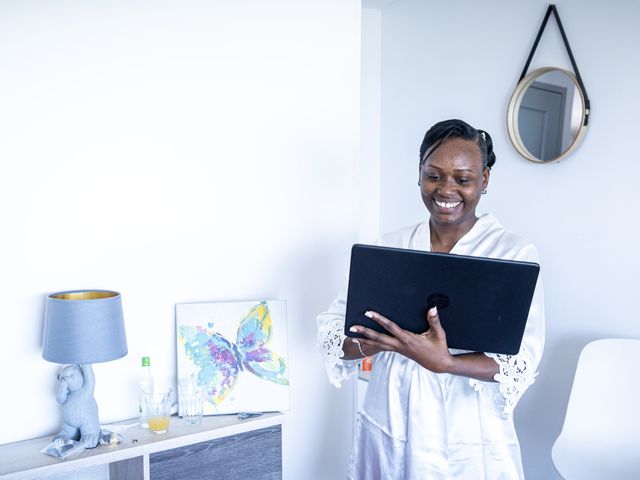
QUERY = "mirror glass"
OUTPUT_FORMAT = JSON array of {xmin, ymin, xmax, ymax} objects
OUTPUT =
[{"xmin": 507, "ymin": 67, "xmax": 588, "ymax": 163}]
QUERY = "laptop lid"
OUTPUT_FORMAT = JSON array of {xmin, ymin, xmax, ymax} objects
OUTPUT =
[{"xmin": 344, "ymin": 244, "xmax": 540, "ymax": 355}]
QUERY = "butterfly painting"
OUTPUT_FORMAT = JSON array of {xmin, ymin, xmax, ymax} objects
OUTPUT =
[{"xmin": 176, "ymin": 300, "xmax": 290, "ymax": 415}]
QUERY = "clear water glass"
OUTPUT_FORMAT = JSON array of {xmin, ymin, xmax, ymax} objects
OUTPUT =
[{"xmin": 178, "ymin": 378, "xmax": 204, "ymax": 426}]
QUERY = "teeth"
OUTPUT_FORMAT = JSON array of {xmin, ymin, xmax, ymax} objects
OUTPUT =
[{"xmin": 435, "ymin": 200, "xmax": 461, "ymax": 209}]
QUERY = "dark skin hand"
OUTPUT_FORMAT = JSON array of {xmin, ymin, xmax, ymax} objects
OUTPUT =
[{"xmin": 345, "ymin": 307, "xmax": 499, "ymax": 382}]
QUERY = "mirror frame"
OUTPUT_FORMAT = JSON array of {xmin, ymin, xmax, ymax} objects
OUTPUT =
[{"xmin": 507, "ymin": 67, "xmax": 589, "ymax": 163}]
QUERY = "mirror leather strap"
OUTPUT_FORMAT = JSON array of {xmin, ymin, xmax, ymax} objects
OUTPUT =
[{"xmin": 519, "ymin": 4, "xmax": 590, "ymax": 126}]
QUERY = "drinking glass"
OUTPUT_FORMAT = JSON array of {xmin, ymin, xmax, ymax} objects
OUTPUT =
[
  {"xmin": 143, "ymin": 388, "xmax": 172, "ymax": 434},
  {"xmin": 178, "ymin": 378, "xmax": 204, "ymax": 426}
]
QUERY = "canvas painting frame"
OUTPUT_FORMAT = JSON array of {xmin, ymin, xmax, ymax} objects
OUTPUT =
[{"xmin": 175, "ymin": 299, "xmax": 290, "ymax": 415}]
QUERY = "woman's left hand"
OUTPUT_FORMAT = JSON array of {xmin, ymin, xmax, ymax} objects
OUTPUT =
[{"xmin": 350, "ymin": 307, "xmax": 454, "ymax": 374}]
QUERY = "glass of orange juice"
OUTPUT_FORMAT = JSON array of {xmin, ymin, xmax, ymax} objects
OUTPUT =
[{"xmin": 143, "ymin": 388, "xmax": 172, "ymax": 434}]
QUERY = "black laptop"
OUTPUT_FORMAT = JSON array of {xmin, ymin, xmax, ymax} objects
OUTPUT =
[{"xmin": 344, "ymin": 244, "xmax": 540, "ymax": 355}]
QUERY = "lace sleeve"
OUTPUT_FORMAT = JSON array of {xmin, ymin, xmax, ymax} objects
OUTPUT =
[
  {"xmin": 469, "ymin": 348, "xmax": 538, "ymax": 416},
  {"xmin": 317, "ymin": 312, "xmax": 359, "ymax": 387},
  {"xmin": 317, "ymin": 275, "xmax": 360, "ymax": 388}
]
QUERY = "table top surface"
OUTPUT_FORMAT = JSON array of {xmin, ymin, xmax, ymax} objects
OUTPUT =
[{"xmin": 0, "ymin": 412, "xmax": 286, "ymax": 479}]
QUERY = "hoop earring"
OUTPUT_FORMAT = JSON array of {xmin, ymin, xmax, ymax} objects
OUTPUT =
[
  {"xmin": 418, "ymin": 180, "xmax": 421, "ymax": 187},
  {"xmin": 481, "ymin": 187, "xmax": 487, "ymax": 195}
]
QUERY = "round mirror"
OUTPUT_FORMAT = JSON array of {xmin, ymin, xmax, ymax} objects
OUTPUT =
[{"xmin": 507, "ymin": 67, "xmax": 589, "ymax": 163}]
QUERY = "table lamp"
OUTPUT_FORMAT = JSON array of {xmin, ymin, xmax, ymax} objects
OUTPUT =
[{"xmin": 42, "ymin": 290, "xmax": 128, "ymax": 448}]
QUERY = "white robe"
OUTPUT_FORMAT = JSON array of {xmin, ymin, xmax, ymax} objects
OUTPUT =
[{"xmin": 317, "ymin": 214, "xmax": 545, "ymax": 480}]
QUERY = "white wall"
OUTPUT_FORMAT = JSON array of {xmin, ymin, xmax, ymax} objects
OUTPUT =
[
  {"xmin": 0, "ymin": 1, "xmax": 361, "ymax": 478},
  {"xmin": 359, "ymin": 6, "xmax": 382, "ymax": 243},
  {"xmin": 367, "ymin": 0, "xmax": 640, "ymax": 478}
]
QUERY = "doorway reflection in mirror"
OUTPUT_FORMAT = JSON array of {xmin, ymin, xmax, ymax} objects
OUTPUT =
[{"xmin": 518, "ymin": 70, "xmax": 582, "ymax": 161}]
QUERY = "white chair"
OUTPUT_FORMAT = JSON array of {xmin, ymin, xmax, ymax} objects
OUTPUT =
[{"xmin": 552, "ymin": 338, "xmax": 640, "ymax": 479}]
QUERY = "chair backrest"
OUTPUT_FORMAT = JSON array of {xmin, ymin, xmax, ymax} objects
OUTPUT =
[{"xmin": 552, "ymin": 338, "xmax": 640, "ymax": 479}]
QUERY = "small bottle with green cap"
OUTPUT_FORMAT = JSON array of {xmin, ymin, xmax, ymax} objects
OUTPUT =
[{"xmin": 138, "ymin": 356, "xmax": 154, "ymax": 427}]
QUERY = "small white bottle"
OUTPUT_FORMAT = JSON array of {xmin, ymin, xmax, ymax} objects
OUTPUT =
[{"xmin": 138, "ymin": 356, "xmax": 154, "ymax": 428}]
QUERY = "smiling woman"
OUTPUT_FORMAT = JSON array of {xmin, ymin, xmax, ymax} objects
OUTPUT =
[
  {"xmin": 418, "ymin": 123, "xmax": 492, "ymax": 252},
  {"xmin": 317, "ymin": 119, "xmax": 546, "ymax": 479}
]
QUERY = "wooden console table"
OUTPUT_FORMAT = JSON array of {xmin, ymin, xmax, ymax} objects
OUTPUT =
[{"xmin": 0, "ymin": 412, "xmax": 285, "ymax": 480}]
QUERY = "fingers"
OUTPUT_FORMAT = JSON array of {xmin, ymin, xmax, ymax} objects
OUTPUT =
[
  {"xmin": 351, "ymin": 336, "xmax": 391, "ymax": 356},
  {"xmin": 426, "ymin": 306, "xmax": 445, "ymax": 337},
  {"xmin": 350, "ymin": 310, "xmax": 409, "ymax": 353},
  {"xmin": 364, "ymin": 310, "xmax": 407, "ymax": 337},
  {"xmin": 349, "ymin": 324, "xmax": 391, "ymax": 344},
  {"xmin": 350, "ymin": 326, "xmax": 398, "ymax": 353}
]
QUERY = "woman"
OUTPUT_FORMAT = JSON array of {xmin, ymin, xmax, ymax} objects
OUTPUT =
[{"xmin": 317, "ymin": 119, "xmax": 545, "ymax": 479}]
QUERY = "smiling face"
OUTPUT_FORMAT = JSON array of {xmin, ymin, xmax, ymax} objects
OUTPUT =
[{"xmin": 420, "ymin": 137, "xmax": 489, "ymax": 233}]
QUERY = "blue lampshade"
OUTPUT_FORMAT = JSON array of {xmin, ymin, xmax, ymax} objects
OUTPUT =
[{"xmin": 42, "ymin": 290, "xmax": 128, "ymax": 365}]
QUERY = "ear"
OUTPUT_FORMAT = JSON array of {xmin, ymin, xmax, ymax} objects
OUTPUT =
[{"xmin": 482, "ymin": 167, "xmax": 491, "ymax": 190}]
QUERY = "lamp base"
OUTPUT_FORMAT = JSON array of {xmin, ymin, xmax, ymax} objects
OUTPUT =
[{"xmin": 54, "ymin": 364, "xmax": 100, "ymax": 448}]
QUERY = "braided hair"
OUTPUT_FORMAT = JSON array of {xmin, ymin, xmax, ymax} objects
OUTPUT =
[{"xmin": 419, "ymin": 119, "xmax": 496, "ymax": 171}]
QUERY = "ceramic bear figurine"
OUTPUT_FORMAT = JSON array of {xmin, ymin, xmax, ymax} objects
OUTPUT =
[{"xmin": 54, "ymin": 364, "xmax": 100, "ymax": 448}]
